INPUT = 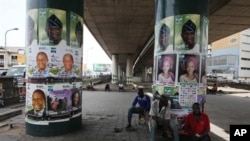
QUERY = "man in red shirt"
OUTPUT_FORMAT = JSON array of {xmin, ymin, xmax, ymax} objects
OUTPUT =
[{"xmin": 184, "ymin": 102, "xmax": 210, "ymax": 141}]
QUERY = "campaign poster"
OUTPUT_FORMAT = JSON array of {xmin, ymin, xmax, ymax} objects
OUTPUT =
[
  {"xmin": 26, "ymin": 83, "xmax": 48, "ymax": 122},
  {"xmin": 70, "ymin": 12, "xmax": 83, "ymax": 48},
  {"xmin": 179, "ymin": 82, "xmax": 197, "ymax": 110},
  {"xmin": 70, "ymin": 82, "xmax": 82, "ymax": 116},
  {"xmin": 47, "ymin": 83, "xmax": 71, "ymax": 120},
  {"xmin": 201, "ymin": 16, "xmax": 208, "ymax": 53},
  {"xmin": 178, "ymin": 54, "xmax": 200, "ymax": 83},
  {"xmin": 200, "ymin": 55, "xmax": 207, "ymax": 85},
  {"xmin": 157, "ymin": 54, "xmax": 176, "ymax": 85},
  {"xmin": 38, "ymin": 8, "xmax": 67, "ymax": 47},
  {"xmin": 27, "ymin": 9, "xmax": 38, "ymax": 48},
  {"xmin": 154, "ymin": 16, "xmax": 174, "ymax": 56},
  {"xmin": 174, "ymin": 14, "xmax": 200, "ymax": 53}
]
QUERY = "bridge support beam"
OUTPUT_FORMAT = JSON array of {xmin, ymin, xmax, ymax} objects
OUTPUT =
[
  {"xmin": 111, "ymin": 54, "xmax": 118, "ymax": 84},
  {"xmin": 126, "ymin": 55, "xmax": 133, "ymax": 85},
  {"xmin": 25, "ymin": 0, "xmax": 83, "ymax": 136},
  {"xmin": 153, "ymin": 0, "xmax": 208, "ymax": 108}
]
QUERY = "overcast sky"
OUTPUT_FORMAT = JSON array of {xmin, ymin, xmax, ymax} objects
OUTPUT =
[{"xmin": 0, "ymin": 0, "xmax": 111, "ymax": 64}]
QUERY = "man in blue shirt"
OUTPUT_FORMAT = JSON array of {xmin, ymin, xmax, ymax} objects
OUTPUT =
[{"xmin": 126, "ymin": 88, "xmax": 151, "ymax": 130}]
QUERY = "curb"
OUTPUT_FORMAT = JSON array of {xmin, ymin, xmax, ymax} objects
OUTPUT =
[{"xmin": 0, "ymin": 109, "xmax": 22, "ymax": 122}]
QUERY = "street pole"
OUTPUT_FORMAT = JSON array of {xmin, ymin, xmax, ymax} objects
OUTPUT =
[
  {"xmin": 5, "ymin": 28, "xmax": 19, "ymax": 48},
  {"xmin": 4, "ymin": 28, "xmax": 18, "ymax": 68},
  {"xmin": 84, "ymin": 47, "xmax": 93, "ymax": 77}
]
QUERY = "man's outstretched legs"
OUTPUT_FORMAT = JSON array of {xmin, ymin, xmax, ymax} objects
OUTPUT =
[{"xmin": 126, "ymin": 107, "xmax": 143, "ymax": 129}]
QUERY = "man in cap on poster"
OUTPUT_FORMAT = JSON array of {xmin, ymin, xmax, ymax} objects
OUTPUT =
[
  {"xmin": 178, "ymin": 19, "xmax": 200, "ymax": 53},
  {"xmin": 27, "ymin": 15, "xmax": 37, "ymax": 47},
  {"xmin": 156, "ymin": 24, "xmax": 173, "ymax": 55},
  {"xmin": 75, "ymin": 21, "xmax": 83, "ymax": 47},
  {"xmin": 41, "ymin": 14, "xmax": 66, "ymax": 46}
]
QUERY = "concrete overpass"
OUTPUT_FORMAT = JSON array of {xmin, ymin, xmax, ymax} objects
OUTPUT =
[{"xmin": 84, "ymin": 0, "xmax": 250, "ymax": 81}]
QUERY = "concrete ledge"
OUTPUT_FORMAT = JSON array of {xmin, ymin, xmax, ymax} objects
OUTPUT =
[{"xmin": 0, "ymin": 109, "xmax": 22, "ymax": 122}]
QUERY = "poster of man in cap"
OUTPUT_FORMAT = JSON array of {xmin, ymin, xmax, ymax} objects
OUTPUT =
[
  {"xmin": 38, "ymin": 8, "xmax": 67, "ymax": 47},
  {"xmin": 27, "ymin": 9, "xmax": 38, "ymax": 47},
  {"xmin": 154, "ymin": 16, "xmax": 174, "ymax": 56},
  {"xmin": 70, "ymin": 12, "xmax": 83, "ymax": 48},
  {"xmin": 174, "ymin": 14, "xmax": 200, "ymax": 53}
]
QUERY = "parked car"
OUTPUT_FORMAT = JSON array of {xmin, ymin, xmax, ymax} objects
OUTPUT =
[
  {"xmin": 0, "ymin": 69, "xmax": 8, "ymax": 76},
  {"xmin": 5, "ymin": 65, "xmax": 25, "ymax": 77}
]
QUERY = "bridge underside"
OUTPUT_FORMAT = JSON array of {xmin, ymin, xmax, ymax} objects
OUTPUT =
[{"xmin": 84, "ymin": 0, "xmax": 250, "ymax": 72}]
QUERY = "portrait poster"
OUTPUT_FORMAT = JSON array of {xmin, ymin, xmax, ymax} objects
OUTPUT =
[
  {"xmin": 178, "ymin": 54, "xmax": 200, "ymax": 83},
  {"xmin": 152, "ymin": 85, "xmax": 165, "ymax": 95},
  {"xmin": 197, "ymin": 86, "xmax": 206, "ymax": 105},
  {"xmin": 201, "ymin": 16, "xmax": 208, "ymax": 53},
  {"xmin": 70, "ymin": 12, "xmax": 83, "ymax": 48},
  {"xmin": 164, "ymin": 86, "xmax": 179, "ymax": 96},
  {"xmin": 26, "ymin": 48, "xmax": 52, "ymax": 78},
  {"xmin": 154, "ymin": 16, "xmax": 174, "ymax": 56},
  {"xmin": 47, "ymin": 83, "xmax": 71, "ymax": 120},
  {"xmin": 38, "ymin": 8, "xmax": 67, "ymax": 47},
  {"xmin": 26, "ymin": 83, "xmax": 48, "ymax": 122},
  {"xmin": 179, "ymin": 82, "xmax": 197, "ymax": 110},
  {"xmin": 157, "ymin": 54, "xmax": 176, "ymax": 85},
  {"xmin": 27, "ymin": 9, "xmax": 38, "ymax": 48},
  {"xmin": 174, "ymin": 14, "xmax": 200, "ymax": 53},
  {"xmin": 200, "ymin": 55, "xmax": 207, "ymax": 85}
]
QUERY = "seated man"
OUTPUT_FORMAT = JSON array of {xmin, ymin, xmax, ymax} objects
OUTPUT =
[
  {"xmin": 105, "ymin": 83, "xmax": 110, "ymax": 91},
  {"xmin": 87, "ymin": 81, "xmax": 94, "ymax": 90},
  {"xmin": 211, "ymin": 84, "xmax": 218, "ymax": 94},
  {"xmin": 118, "ymin": 83, "xmax": 124, "ymax": 92},
  {"xmin": 184, "ymin": 102, "xmax": 210, "ymax": 141},
  {"xmin": 148, "ymin": 95, "xmax": 174, "ymax": 141},
  {"xmin": 126, "ymin": 88, "xmax": 150, "ymax": 131}
]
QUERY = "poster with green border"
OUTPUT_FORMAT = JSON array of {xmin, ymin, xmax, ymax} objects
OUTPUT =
[{"xmin": 174, "ymin": 14, "xmax": 200, "ymax": 52}]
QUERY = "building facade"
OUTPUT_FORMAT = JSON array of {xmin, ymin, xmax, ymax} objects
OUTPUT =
[
  {"xmin": 0, "ymin": 46, "xmax": 25, "ymax": 70},
  {"xmin": 208, "ymin": 29, "xmax": 250, "ymax": 81}
]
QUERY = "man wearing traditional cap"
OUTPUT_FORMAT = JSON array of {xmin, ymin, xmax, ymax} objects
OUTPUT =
[
  {"xmin": 41, "ymin": 14, "xmax": 66, "ymax": 46},
  {"xmin": 177, "ymin": 19, "xmax": 200, "ymax": 53},
  {"xmin": 27, "ymin": 15, "xmax": 37, "ymax": 47},
  {"xmin": 75, "ymin": 21, "xmax": 83, "ymax": 47},
  {"xmin": 70, "ymin": 21, "xmax": 83, "ymax": 48},
  {"xmin": 156, "ymin": 24, "xmax": 173, "ymax": 55}
]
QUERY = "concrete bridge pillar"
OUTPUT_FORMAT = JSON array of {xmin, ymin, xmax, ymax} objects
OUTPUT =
[
  {"xmin": 126, "ymin": 55, "xmax": 133, "ymax": 85},
  {"xmin": 154, "ymin": 0, "xmax": 208, "ymax": 109},
  {"xmin": 111, "ymin": 54, "xmax": 118, "ymax": 84},
  {"xmin": 25, "ymin": 0, "xmax": 83, "ymax": 136}
]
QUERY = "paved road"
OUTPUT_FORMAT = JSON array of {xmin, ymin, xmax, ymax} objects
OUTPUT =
[{"xmin": 0, "ymin": 85, "xmax": 249, "ymax": 141}]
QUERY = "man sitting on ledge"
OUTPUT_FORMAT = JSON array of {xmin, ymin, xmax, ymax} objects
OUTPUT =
[
  {"xmin": 148, "ymin": 94, "xmax": 174, "ymax": 141},
  {"xmin": 86, "ymin": 81, "xmax": 94, "ymax": 90},
  {"xmin": 184, "ymin": 102, "xmax": 210, "ymax": 141},
  {"xmin": 126, "ymin": 88, "xmax": 150, "ymax": 131},
  {"xmin": 118, "ymin": 82, "xmax": 124, "ymax": 92}
]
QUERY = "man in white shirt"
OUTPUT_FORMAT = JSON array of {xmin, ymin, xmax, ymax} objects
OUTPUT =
[{"xmin": 149, "ymin": 95, "xmax": 176, "ymax": 141}]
